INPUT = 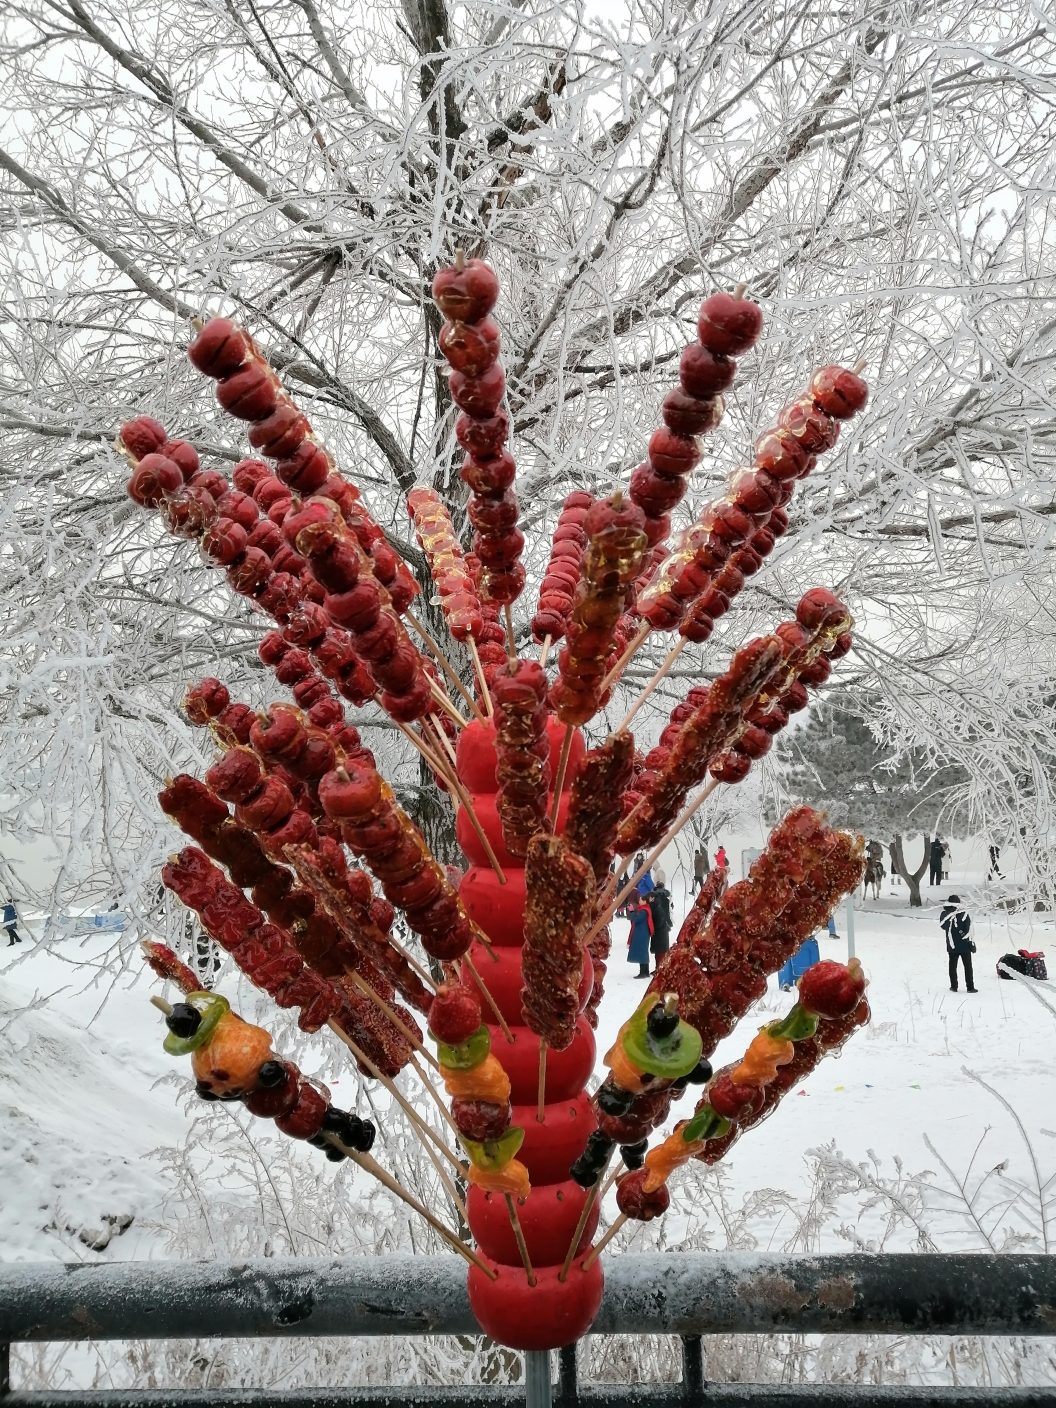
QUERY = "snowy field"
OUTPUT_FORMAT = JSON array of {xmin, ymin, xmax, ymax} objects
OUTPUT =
[{"xmin": 3, "ymin": 873, "xmax": 1056, "ymax": 1389}]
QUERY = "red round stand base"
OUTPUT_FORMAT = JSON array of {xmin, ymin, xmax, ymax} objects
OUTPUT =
[
  {"xmin": 467, "ymin": 1253, "xmax": 604, "ymax": 1351},
  {"xmin": 467, "ymin": 1177, "xmax": 599, "ymax": 1266}
]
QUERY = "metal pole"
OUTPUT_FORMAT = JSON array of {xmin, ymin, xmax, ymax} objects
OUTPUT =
[
  {"xmin": 846, "ymin": 890, "xmax": 856, "ymax": 962},
  {"xmin": 524, "ymin": 1350, "xmax": 551, "ymax": 1408}
]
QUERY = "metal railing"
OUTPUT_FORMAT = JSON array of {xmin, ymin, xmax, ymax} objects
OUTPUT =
[{"xmin": 3, "ymin": 1253, "xmax": 1056, "ymax": 1408}]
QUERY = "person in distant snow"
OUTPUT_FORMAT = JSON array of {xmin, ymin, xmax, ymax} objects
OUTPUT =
[
  {"xmin": 4, "ymin": 901, "xmax": 21, "ymax": 946},
  {"xmin": 929, "ymin": 837, "xmax": 945, "ymax": 886},
  {"xmin": 647, "ymin": 869, "xmax": 673, "ymax": 966},
  {"xmin": 941, "ymin": 894, "xmax": 976, "ymax": 993},
  {"xmin": 626, "ymin": 894, "xmax": 654, "ymax": 979},
  {"xmin": 715, "ymin": 845, "xmax": 728, "ymax": 870},
  {"xmin": 692, "ymin": 847, "xmax": 708, "ymax": 892}
]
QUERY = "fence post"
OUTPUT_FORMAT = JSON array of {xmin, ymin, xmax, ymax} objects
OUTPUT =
[{"xmin": 525, "ymin": 1349, "xmax": 552, "ymax": 1408}]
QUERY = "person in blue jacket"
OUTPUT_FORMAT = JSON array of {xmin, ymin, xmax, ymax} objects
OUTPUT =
[
  {"xmin": 4, "ymin": 901, "xmax": 21, "ymax": 946},
  {"xmin": 626, "ymin": 894, "xmax": 654, "ymax": 978}
]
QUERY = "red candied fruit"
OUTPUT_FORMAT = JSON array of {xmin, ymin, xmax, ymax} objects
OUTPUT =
[
  {"xmin": 428, "ymin": 981, "xmax": 482, "ymax": 1045},
  {"xmin": 120, "ymin": 415, "xmax": 167, "ymax": 460},
  {"xmin": 615, "ymin": 1168, "xmax": 670, "ymax": 1220}
]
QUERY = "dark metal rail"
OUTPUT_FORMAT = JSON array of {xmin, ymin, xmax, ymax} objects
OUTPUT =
[{"xmin": 2, "ymin": 1254, "xmax": 1055, "ymax": 1408}]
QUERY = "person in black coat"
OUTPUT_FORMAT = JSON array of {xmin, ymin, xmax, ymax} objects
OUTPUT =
[
  {"xmin": 941, "ymin": 894, "xmax": 976, "ymax": 992},
  {"xmin": 929, "ymin": 837, "xmax": 945, "ymax": 886},
  {"xmin": 647, "ymin": 870, "xmax": 673, "ymax": 964}
]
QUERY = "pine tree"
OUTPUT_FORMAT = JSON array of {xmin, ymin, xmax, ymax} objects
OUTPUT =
[{"xmin": 773, "ymin": 696, "xmax": 970, "ymax": 906}]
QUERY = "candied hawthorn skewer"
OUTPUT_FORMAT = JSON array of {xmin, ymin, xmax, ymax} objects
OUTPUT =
[
  {"xmin": 318, "ymin": 758, "xmax": 481, "ymax": 962},
  {"xmin": 187, "ymin": 318, "xmax": 418, "ymax": 614},
  {"xmin": 282, "ymin": 497, "xmax": 435, "ymax": 722},
  {"xmin": 628, "ymin": 289, "xmax": 758, "ymax": 554},
  {"xmin": 491, "ymin": 659, "xmax": 551, "ymax": 857},
  {"xmin": 429, "ymin": 982, "xmax": 527, "ymax": 1200},
  {"xmin": 161, "ymin": 846, "xmax": 414, "ymax": 1077},
  {"xmin": 531, "ymin": 490, "xmax": 593, "ymax": 651},
  {"xmin": 521, "ymin": 833, "xmax": 596, "ymax": 1066},
  {"xmin": 407, "ymin": 488, "xmax": 484, "ymax": 643},
  {"xmin": 629, "ymin": 362, "xmax": 867, "ymax": 656},
  {"xmin": 144, "ymin": 945, "xmax": 375, "ymax": 1157},
  {"xmin": 551, "ymin": 495, "xmax": 648, "ymax": 730},
  {"xmin": 432, "ymin": 253, "xmax": 526, "ymax": 610}
]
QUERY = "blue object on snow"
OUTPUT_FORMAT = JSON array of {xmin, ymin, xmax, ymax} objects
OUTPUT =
[{"xmin": 777, "ymin": 937, "xmax": 821, "ymax": 991}]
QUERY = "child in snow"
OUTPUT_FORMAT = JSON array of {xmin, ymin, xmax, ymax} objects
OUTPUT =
[{"xmin": 941, "ymin": 894, "xmax": 976, "ymax": 993}]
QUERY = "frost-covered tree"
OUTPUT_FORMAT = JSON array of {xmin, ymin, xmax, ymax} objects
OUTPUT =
[
  {"xmin": 773, "ymin": 693, "xmax": 973, "ymax": 904},
  {"xmin": 2, "ymin": 0, "xmax": 1056, "ymax": 934}
]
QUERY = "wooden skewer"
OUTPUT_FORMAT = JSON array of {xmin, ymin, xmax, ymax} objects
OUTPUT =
[
  {"xmin": 536, "ymin": 1038, "xmax": 547, "ymax": 1122},
  {"xmin": 384, "ymin": 931, "xmax": 438, "ymax": 992},
  {"xmin": 538, "ymin": 633, "xmax": 551, "ymax": 668},
  {"xmin": 618, "ymin": 637, "xmax": 688, "ymax": 734},
  {"xmin": 581, "ymin": 1212, "xmax": 629, "ymax": 1270},
  {"xmin": 504, "ymin": 603, "xmax": 517, "ymax": 665},
  {"xmin": 558, "ymin": 1157, "xmax": 616, "ymax": 1282},
  {"xmin": 598, "ymin": 1160, "xmax": 625, "ymax": 1202},
  {"xmin": 505, "ymin": 1194, "xmax": 536, "ymax": 1286},
  {"xmin": 599, "ymin": 621, "xmax": 651, "ymax": 696},
  {"xmin": 327, "ymin": 1019, "xmax": 466, "ymax": 1176},
  {"xmin": 854, "ymin": 357, "xmax": 868, "ymax": 373},
  {"xmin": 421, "ymin": 720, "xmax": 507, "ymax": 886},
  {"xmin": 464, "ymin": 952, "xmax": 514, "ymax": 1043},
  {"xmin": 734, "ymin": 281, "xmax": 747, "ymax": 299},
  {"xmin": 344, "ymin": 969, "xmax": 442, "ymax": 1073},
  {"xmin": 548, "ymin": 723, "xmax": 574, "ymax": 830},
  {"xmin": 582, "ymin": 777, "xmax": 720, "ymax": 947},
  {"xmin": 428, "ymin": 680, "xmax": 469, "ymax": 730},
  {"xmin": 330, "ymin": 1138, "xmax": 495, "ymax": 1279},
  {"xmin": 430, "ymin": 714, "xmax": 459, "ymax": 768},
  {"xmin": 150, "ymin": 995, "xmax": 174, "ymax": 1016},
  {"xmin": 392, "ymin": 715, "xmax": 450, "ymax": 779},
  {"xmin": 409, "ymin": 1053, "xmax": 463, "ymax": 1140},
  {"xmin": 406, "ymin": 612, "xmax": 486, "ymax": 725},
  {"xmin": 468, "ymin": 636, "xmax": 494, "ymax": 718}
]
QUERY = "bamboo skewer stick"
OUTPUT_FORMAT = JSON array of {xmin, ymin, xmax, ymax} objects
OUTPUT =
[
  {"xmin": 548, "ymin": 723, "xmax": 574, "ymax": 830},
  {"xmin": 430, "ymin": 714, "xmax": 459, "ymax": 768},
  {"xmin": 327, "ymin": 1019, "xmax": 466, "ymax": 1175},
  {"xmin": 385, "ymin": 932, "xmax": 437, "ymax": 991},
  {"xmin": 409, "ymin": 1054, "xmax": 463, "ymax": 1140},
  {"xmin": 538, "ymin": 634, "xmax": 551, "ymax": 668},
  {"xmin": 504, "ymin": 603, "xmax": 517, "ymax": 665},
  {"xmin": 428, "ymin": 680, "xmax": 469, "ymax": 730},
  {"xmin": 420, "ymin": 720, "xmax": 507, "ymax": 886},
  {"xmin": 468, "ymin": 637, "xmax": 494, "ymax": 718},
  {"xmin": 344, "ymin": 969, "xmax": 441, "ymax": 1073},
  {"xmin": 406, "ymin": 612, "xmax": 486, "ymax": 725},
  {"xmin": 150, "ymin": 995, "xmax": 173, "ymax": 1015},
  {"xmin": 618, "ymin": 637, "xmax": 688, "ymax": 734},
  {"xmin": 464, "ymin": 953, "xmax": 514, "ymax": 1043},
  {"xmin": 330, "ymin": 1138, "xmax": 495, "ymax": 1279},
  {"xmin": 558, "ymin": 1156, "xmax": 615, "ymax": 1282},
  {"xmin": 599, "ymin": 621, "xmax": 651, "ymax": 696},
  {"xmin": 854, "ymin": 357, "xmax": 868, "ymax": 373},
  {"xmin": 583, "ymin": 776, "xmax": 720, "ymax": 947},
  {"xmin": 581, "ymin": 1212, "xmax": 629, "ymax": 1270},
  {"xmin": 505, "ymin": 1194, "xmax": 536, "ymax": 1286},
  {"xmin": 598, "ymin": 1160, "xmax": 625, "ymax": 1202},
  {"xmin": 536, "ymin": 1038, "xmax": 547, "ymax": 1122},
  {"xmin": 392, "ymin": 716, "xmax": 450, "ymax": 778}
]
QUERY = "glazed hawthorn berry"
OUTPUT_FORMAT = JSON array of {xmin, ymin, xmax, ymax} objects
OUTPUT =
[
  {"xmin": 120, "ymin": 415, "xmax": 167, "ymax": 460},
  {"xmin": 710, "ymin": 750, "xmax": 752, "ymax": 784},
  {"xmin": 456, "ymin": 410, "xmax": 509, "ymax": 459},
  {"xmin": 188, "ymin": 317, "xmax": 248, "ymax": 379},
  {"xmin": 159, "ymin": 439, "xmax": 200, "ymax": 481},
  {"xmin": 184, "ymin": 678, "xmax": 230, "ymax": 723},
  {"xmin": 128, "ymin": 453, "xmax": 183, "ymax": 508},
  {"xmin": 810, "ymin": 365, "xmax": 868, "ymax": 420},
  {"xmin": 697, "ymin": 291, "xmax": 764, "ymax": 357},
  {"xmin": 662, "ymin": 387, "xmax": 724, "ymax": 437},
  {"xmin": 274, "ymin": 441, "xmax": 330, "ymax": 495},
  {"xmin": 439, "ymin": 317, "xmax": 501, "ymax": 373},
  {"xmin": 232, "ymin": 458, "xmax": 271, "ymax": 494},
  {"xmin": 796, "ymin": 587, "xmax": 846, "ymax": 631},
  {"xmin": 432, "ymin": 257, "xmax": 500, "ymax": 323},
  {"xmin": 217, "ymin": 363, "xmax": 278, "ymax": 422},
  {"xmin": 680, "ymin": 344, "xmax": 737, "ymax": 399},
  {"xmin": 318, "ymin": 761, "xmax": 382, "ymax": 820},
  {"xmin": 798, "ymin": 958, "xmax": 867, "ymax": 1018},
  {"xmin": 450, "ymin": 363, "xmax": 506, "ymax": 418},
  {"xmin": 451, "ymin": 1098, "xmax": 513, "ymax": 1142},
  {"xmin": 428, "ymin": 982, "xmax": 482, "ymax": 1045},
  {"xmin": 616, "ymin": 1168, "xmax": 670, "ymax": 1220},
  {"xmin": 706, "ymin": 1068, "xmax": 766, "ymax": 1122}
]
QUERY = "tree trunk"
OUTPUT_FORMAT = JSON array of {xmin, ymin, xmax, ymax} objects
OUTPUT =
[{"xmin": 891, "ymin": 834, "xmax": 930, "ymax": 907}]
